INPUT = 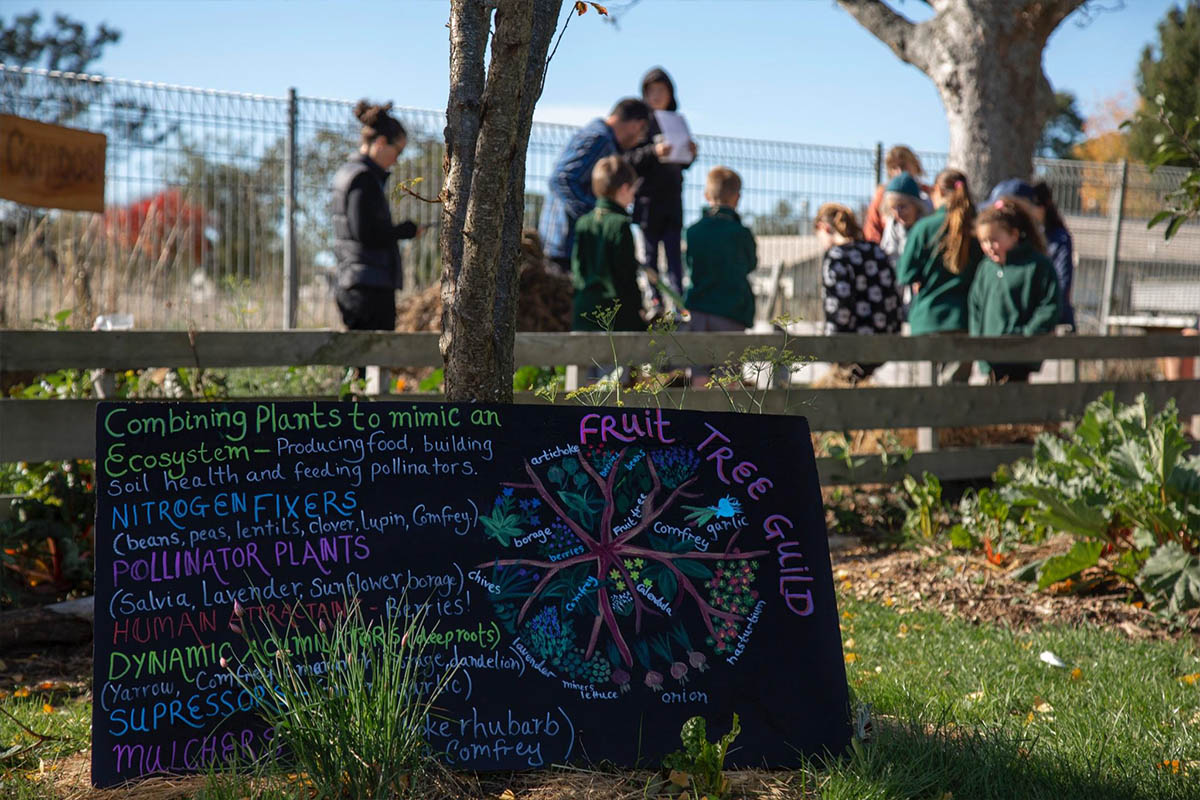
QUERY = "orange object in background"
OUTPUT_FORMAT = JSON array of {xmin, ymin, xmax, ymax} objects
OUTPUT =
[
  {"xmin": 104, "ymin": 187, "xmax": 208, "ymax": 264},
  {"xmin": 1161, "ymin": 328, "xmax": 1198, "ymax": 381}
]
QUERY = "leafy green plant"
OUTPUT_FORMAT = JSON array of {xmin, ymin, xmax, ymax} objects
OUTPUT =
[
  {"xmin": 820, "ymin": 432, "xmax": 868, "ymax": 480},
  {"xmin": 419, "ymin": 367, "xmax": 446, "ymax": 393},
  {"xmin": 948, "ymin": 483, "xmax": 1046, "ymax": 564},
  {"xmin": 901, "ymin": 472, "xmax": 943, "ymax": 542},
  {"xmin": 10, "ymin": 367, "xmax": 94, "ymax": 399},
  {"xmin": 1007, "ymin": 393, "xmax": 1200, "ymax": 616},
  {"xmin": 818, "ymin": 431, "xmax": 912, "ymax": 542},
  {"xmin": 224, "ymin": 593, "xmax": 456, "ymax": 798},
  {"xmin": 513, "ymin": 364, "xmax": 563, "ymax": 394},
  {"xmin": 818, "ymin": 430, "xmax": 912, "ymax": 487},
  {"xmin": 0, "ymin": 460, "xmax": 95, "ymax": 607},
  {"xmin": 1122, "ymin": 94, "xmax": 1200, "ymax": 240},
  {"xmin": 660, "ymin": 714, "xmax": 741, "ymax": 800},
  {"xmin": 9, "ymin": 309, "xmax": 92, "ymax": 399}
]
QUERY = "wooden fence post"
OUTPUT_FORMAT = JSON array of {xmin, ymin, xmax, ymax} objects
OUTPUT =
[
  {"xmin": 1099, "ymin": 159, "xmax": 1129, "ymax": 329},
  {"xmin": 365, "ymin": 366, "xmax": 390, "ymax": 396},
  {"xmin": 1056, "ymin": 324, "xmax": 1077, "ymax": 384},
  {"xmin": 90, "ymin": 370, "xmax": 116, "ymax": 399},
  {"xmin": 916, "ymin": 360, "xmax": 937, "ymax": 452}
]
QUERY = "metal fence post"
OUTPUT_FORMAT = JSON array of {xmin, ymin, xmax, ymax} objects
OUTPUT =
[
  {"xmin": 283, "ymin": 87, "xmax": 299, "ymax": 329},
  {"xmin": 873, "ymin": 141, "xmax": 884, "ymax": 185},
  {"xmin": 1099, "ymin": 158, "xmax": 1128, "ymax": 330}
]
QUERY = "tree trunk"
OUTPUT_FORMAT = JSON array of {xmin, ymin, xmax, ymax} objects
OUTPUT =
[
  {"xmin": 838, "ymin": 0, "xmax": 1088, "ymax": 196},
  {"xmin": 441, "ymin": 0, "xmax": 562, "ymax": 402},
  {"xmin": 493, "ymin": 1, "xmax": 560, "ymax": 388}
]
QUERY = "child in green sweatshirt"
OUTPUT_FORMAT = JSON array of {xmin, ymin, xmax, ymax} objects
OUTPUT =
[
  {"xmin": 969, "ymin": 197, "xmax": 1061, "ymax": 383},
  {"xmin": 896, "ymin": 168, "xmax": 983, "ymax": 384},
  {"xmin": 570, "ymin": 155, "xmax": 645, "ymax": 332}
]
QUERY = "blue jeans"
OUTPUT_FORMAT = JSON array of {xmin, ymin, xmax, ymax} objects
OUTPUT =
[{"xmin": 641, "ymin": 227, "xmax": 684, "ymax": 293}]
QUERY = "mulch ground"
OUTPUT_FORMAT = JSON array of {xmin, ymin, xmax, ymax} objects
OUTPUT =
[
  {"xmin": 38, "ymin": 755, "xmax": 815, "ymax": 800},
  {"xmin": 832, "ymin": 533, "xmax": 1200, "ymax": 640},
  {"xmin": 396, "ymin": 230, "xmax": 573, "ymax": 335}
]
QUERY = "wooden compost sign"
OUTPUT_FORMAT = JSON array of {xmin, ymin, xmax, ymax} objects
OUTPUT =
[
  {"xmin": 0, "ymin": 114, "xmax": 106, "ymax": 212},
  {"xmin": 92, "ymin": 401, "xmax": 850, "ymax": 787}
]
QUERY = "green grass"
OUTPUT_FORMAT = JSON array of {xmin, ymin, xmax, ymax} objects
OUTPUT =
[
  {"xmin": 823, "ymin": 594, "xmax": 1200, "ymax": 799},
  {"xmin": 0, "ymin": 690, "xmax": 91, "ymax": 798},
  {"xmin": 3, "ymin": 597, "xmax": 1199, "ymax": 798}
]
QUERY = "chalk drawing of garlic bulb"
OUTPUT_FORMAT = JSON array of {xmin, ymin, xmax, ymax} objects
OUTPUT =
[{"xmin": 682, "ymin": 495, "xmax": 743, "ymax": 526}]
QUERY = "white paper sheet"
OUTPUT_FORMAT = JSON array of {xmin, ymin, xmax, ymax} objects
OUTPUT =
[{"xmin": 653, "ymin": 110, "xmax": 693, "ymax": 164}]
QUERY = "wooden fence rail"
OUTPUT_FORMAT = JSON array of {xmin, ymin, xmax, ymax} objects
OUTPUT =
[
  {"xmin": 3, "ymin": 330, "xmax": 1200, "ymax": 370},
  {"xmin": 2, "ymin": 330, "xmax": 1197, "ymax": 484}
]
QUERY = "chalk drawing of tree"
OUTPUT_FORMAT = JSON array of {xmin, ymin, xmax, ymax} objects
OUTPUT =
[{"xmin": 478, "ymin": 444, "xmax": 767, "ymax": 691}]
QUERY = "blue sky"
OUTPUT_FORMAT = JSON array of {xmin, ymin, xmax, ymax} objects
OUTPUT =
[{"xmin": 18, "ymin": 0, "xmax": 1178, "ymax": 150}]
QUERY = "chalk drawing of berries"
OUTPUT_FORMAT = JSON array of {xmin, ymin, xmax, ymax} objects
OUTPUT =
[{"xmin": 644, "ymin": 670, "xmax": 664, "ymax": 691}]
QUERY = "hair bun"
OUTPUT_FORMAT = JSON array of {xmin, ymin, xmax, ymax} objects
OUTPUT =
[{"xmin": 354, "ymin": 99, "xmax": 394, "ymax": 127}]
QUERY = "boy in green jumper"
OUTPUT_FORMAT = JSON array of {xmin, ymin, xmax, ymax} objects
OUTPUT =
[
  {"xmin": 684, "ymin": 167, "xmax": 756, "ymax": 386},
  {"xmin": 684, "ymin": 166, "xmax": 757, "ymax": 331},
  {"xmin": 969, "ymin": 197, "xmax": 1061, "ymax": 383},
  {"xmin": 570, "ymin": 156, "xmax": 645, "ymax": 332}
]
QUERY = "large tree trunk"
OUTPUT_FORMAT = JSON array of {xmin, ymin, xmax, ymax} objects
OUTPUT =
[
  {"xmin": 441, "ymin": 0, "xmax": 562, "ymax": 402},
  {"xmin": 838, "ymin": 0, "xmax": 1088, "ymax": 196}
]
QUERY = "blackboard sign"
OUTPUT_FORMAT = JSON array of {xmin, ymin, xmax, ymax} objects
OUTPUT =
[{"xmin": 92, "ymin": 401, "xmax": 849, "ymax": 787}]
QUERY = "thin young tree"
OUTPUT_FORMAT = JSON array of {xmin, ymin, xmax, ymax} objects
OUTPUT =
[{"xmin": 440, "ymin": 0, "xmax": 565, "ymax": 402}]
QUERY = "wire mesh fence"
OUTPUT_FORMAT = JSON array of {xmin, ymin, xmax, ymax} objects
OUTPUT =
[{"xmin": 2, "ymin": 65, "xmax": 1196, "ymax": 332}]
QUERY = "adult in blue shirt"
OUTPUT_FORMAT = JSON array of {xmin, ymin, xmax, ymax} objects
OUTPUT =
[{"xmin": 539, "ymin": 98, "xmax": 651, "ymax": 272}]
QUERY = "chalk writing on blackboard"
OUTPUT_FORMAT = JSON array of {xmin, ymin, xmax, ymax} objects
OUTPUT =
[{"xmin": 92, "ymin": 401, "xmax": 849, "ymax": 789}]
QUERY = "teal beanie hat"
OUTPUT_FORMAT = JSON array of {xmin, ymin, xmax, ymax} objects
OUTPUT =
[{"xmin": 885, "ymin": 171, "xmax": 922, "ymax": 199}]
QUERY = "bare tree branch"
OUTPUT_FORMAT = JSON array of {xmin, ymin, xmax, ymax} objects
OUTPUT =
[
  {"xmin": 1022, "ymin": 0, "xmax": 1093, "ymax": 39},
  {"xmin": 1070, "ymin": 0, "xmax": 1123, "ymax": 28},
  {"xmin": 835, "ymin": 0, "xmax": 932, "ymax": 73}
]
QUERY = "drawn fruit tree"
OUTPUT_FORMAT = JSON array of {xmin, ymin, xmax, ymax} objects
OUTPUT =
[{"xmin": 478, "ymin": 442, "xmax": 768, "ymax": 694}]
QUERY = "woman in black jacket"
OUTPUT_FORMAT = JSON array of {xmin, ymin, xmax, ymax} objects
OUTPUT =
[
  {"xmin": 627, "ymin": 68, "xmax": 696, "ymax": 299},
  {"xmin": 330, "ymin": 100, "xmax": 420, "ymax": 331}
]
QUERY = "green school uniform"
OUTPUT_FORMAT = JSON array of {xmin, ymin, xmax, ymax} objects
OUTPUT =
[
  {"xmin": 896, "ymin": 207, "xmax": 982, "ymax": 335},
  {"xmin": 968, "ymin": 241, "xmax": 1061, "ymax": 374},
  {"xmin": 570, "ymin": 197, "xmax": 645, "ymax": 332},
  {"xmin": 683, "ymin": 205, "xmax": 757, "ymax": 328}
]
